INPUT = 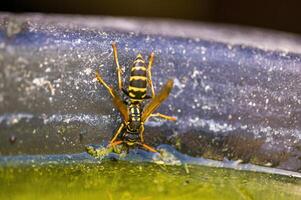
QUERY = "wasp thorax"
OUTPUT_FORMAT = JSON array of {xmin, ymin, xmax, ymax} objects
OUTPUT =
[{"xmin": 127, "ymin": 103, "xmax": 141, "ymax": 132}]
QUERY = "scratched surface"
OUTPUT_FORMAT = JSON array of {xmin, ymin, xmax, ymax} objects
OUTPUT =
[{"xmin": 0, "ymin": 13, "xmax": 301, "ymax": 172}]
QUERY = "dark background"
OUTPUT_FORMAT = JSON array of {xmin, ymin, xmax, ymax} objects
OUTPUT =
[{"xmin": 1, "ymin": 0, "xmax": 300, "ymax": 35}]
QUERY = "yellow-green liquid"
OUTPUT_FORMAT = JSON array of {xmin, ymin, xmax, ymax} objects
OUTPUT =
[{"xmin": 0, "ymin": 161, "xmax": 300, "ymax": 200}]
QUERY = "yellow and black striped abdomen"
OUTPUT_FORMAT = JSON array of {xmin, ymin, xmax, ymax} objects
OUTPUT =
[{"xmin": 128, "ymin": 54, "xmax": 147, "ymax": 100}]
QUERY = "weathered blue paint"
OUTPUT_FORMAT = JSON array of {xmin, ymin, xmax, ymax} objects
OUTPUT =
[{"xmin": 0, "ymin": 13, "xmax": 300, "ymax": 172}]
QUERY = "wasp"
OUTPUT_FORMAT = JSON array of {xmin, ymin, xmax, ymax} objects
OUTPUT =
[{"xmin": 91, "ymin": 42, "xmax": 176, "ymax": 154}]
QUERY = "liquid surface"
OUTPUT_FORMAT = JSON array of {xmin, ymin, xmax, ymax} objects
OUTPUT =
[
  {"xmin": 0, "ymin": 150, "xmax": 301, "ymax": 200},
  {"xmin": 1, "ymin": 161, "xmax": 300, "ymax": 200}
]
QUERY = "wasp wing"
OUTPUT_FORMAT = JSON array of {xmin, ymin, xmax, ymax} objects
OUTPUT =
[
  {"xmin": 95, "ymin": 71, "xmax": 129, "ymax": 122},
  {"xmin": 111, "ymin": 89, "xmax": 129, "ymax": 122},
  {"xmin": 141, "ymin": 79, "xmax": 174, "ymax": 122}
]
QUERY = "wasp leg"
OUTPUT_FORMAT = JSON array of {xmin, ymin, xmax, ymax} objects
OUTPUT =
[
  {"xmin": 150, "ymin": 113, "xmax": 177, "ymax": 121},
  {"xmin": 138, "ymin": 126, "xmax": 158, "ymax": 153},
  {"xmin": 109, "ymin": 123, "xmax": 125, "ymax": 145},
  {"xmin": 95, "ymin": 71, "xmax": 115, "ymax": 98},
  {"xmin": 107, "ymin": 140, "xmax": 127, "ymax": 155},
  {"xmin": 147, "ymin": 52, "xmax": 155, "ymax": 98},
  {"xmin": 108, "ymin": 140, "xmax": 123, "ymax": 151},
  {"xmin": 139, "ymin": 125, "xmax": 145, "ymax": 143},
  {"xmin": 109, "ymin": 140, "xmax": 123, "ymax": 147},
  {"xmin": 141, "ymin": 143, "xmax": 159, "ymax": 153},
  {"xmin": 112, "ymin": 42, "xmax": 124, "ymax": 92}
]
